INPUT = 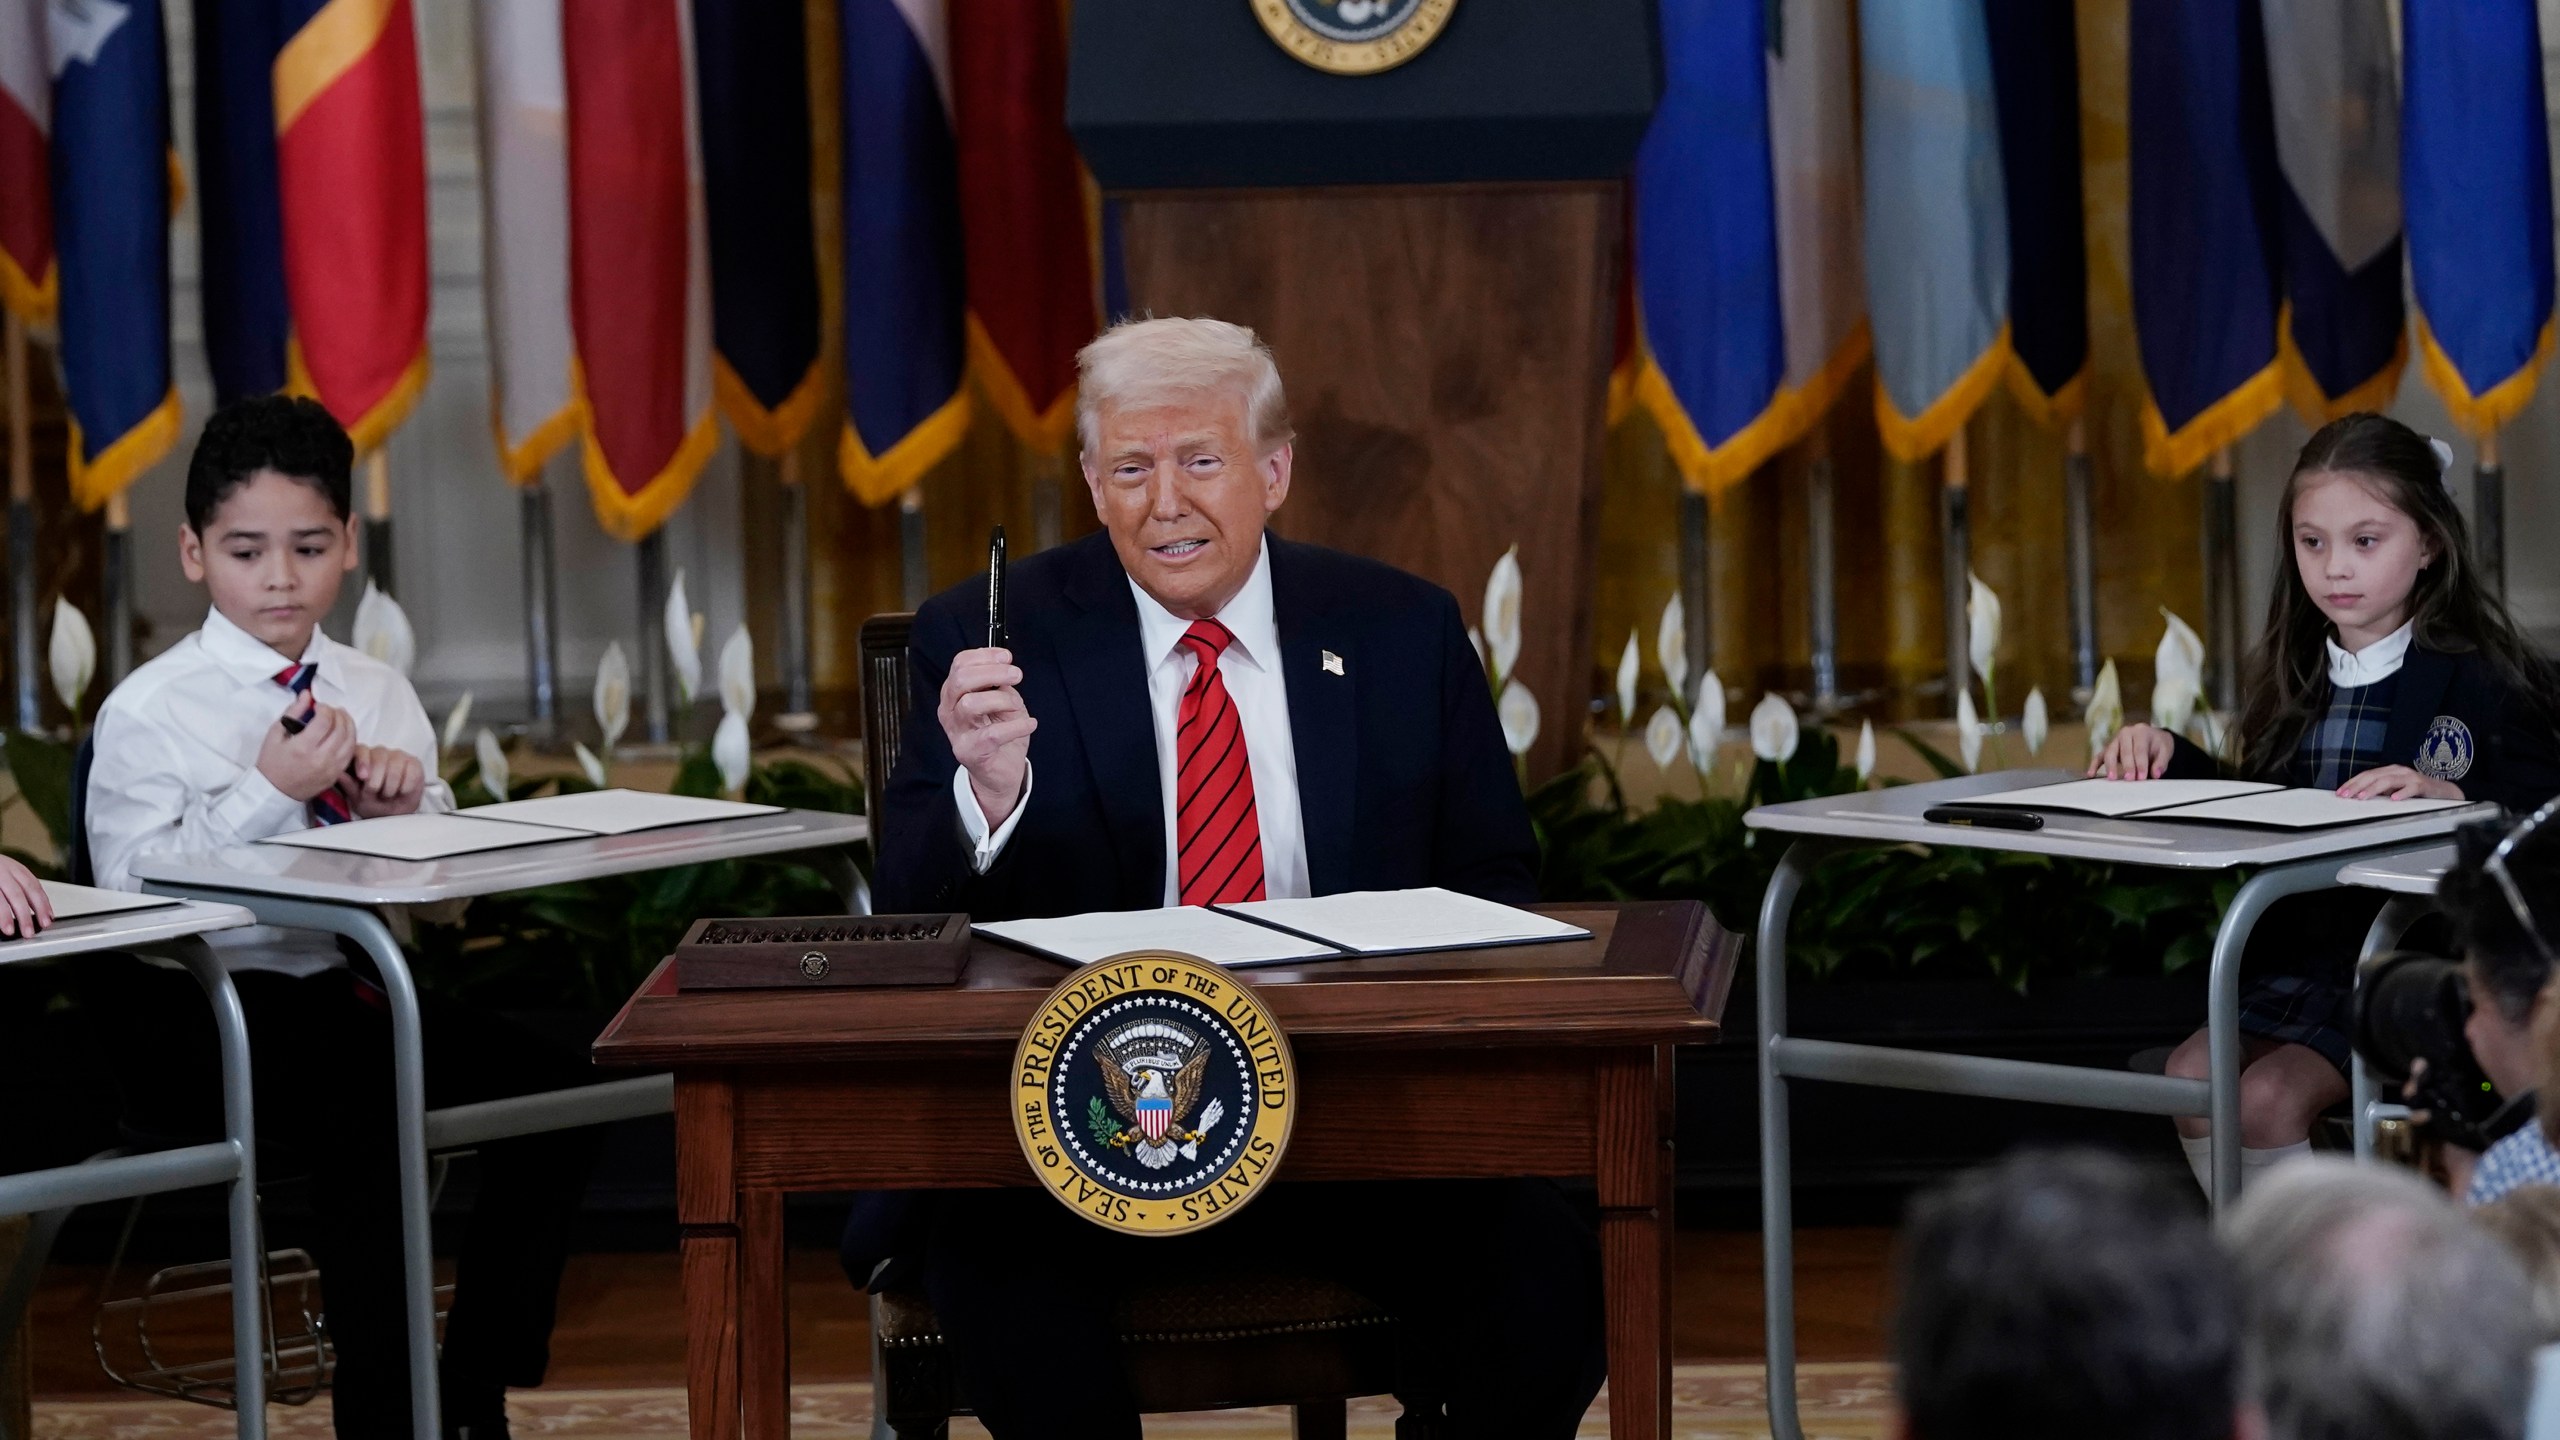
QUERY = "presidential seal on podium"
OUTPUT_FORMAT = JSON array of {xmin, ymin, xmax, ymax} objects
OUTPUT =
[
  {"xmin": 1251, "ymin": 0, "xmax": 1458, "ymax": 76},
  {"xmin": 1013, "ymin": 952, "xmax": 1297, "ymax": 1235}
]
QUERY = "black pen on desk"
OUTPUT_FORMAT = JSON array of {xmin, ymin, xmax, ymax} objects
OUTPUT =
[
  {"xmin": 1923, "ymin": 806, "xmax": 2044, "ymax": 832},
  {"xmin": 986, "ymin": 524, "xmax": 1010, "ymax": 649}
]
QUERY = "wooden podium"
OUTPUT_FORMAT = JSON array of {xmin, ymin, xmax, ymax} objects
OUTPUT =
[
  {"xmin": 1069, "ymin": 0, "xmax": 1658, "ymax": 781},
  {"xmin": 593, "ymin": 900, "xmax": 1735, "ymax": 1439}
]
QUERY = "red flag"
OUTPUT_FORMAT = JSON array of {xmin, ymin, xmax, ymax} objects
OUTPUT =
[
  {"xmin": 561, "ymin": 0, "xmax": 715, "ymax": 541},
  {"xmin": 0, "ymin": 0, "xmax": 52, "ymax": 324},
  {"xmin": 951, "ymin": 0, "xmax": 1096, "ymax": 450},
  {"xmin": 271, "ymin": 0, "xmax": 430, "ymax": 451}
]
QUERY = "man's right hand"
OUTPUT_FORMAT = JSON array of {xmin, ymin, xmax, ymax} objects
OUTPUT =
[
  {"xmin": 256, "ymin": 696, "xmax": 358, "ymax": 802},
  {"xmin": 938, "ymin": 646, "xmax": 1036, "ymax": 828}
]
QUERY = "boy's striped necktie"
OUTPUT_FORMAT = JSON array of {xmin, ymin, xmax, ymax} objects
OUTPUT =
[{"xmin": 274, "ymin": 665, "xmax": 353, "ymax": 826}]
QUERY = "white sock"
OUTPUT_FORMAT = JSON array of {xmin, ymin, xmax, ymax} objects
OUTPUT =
[
  {"xmin": 2180, "ymin": 1133, "xmax": 2214, "ymax": 1195},
  {"xmin": 2243, "ymin": 1141, "xmax": 2313, "ymax": 1187}
]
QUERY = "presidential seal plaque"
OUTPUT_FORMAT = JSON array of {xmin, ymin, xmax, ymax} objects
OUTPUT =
[
  {"xmin": 1251, "ymin": 0, "xmax": 1457, "ymax": 76},
  {"xmin": 1013, "ymin": 952, "xmax": 1296, "ymax": 1235}
]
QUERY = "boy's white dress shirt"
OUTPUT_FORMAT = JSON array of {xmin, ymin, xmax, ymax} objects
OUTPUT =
[{"xmin": 87, "ymin": 607, "xmax": 454, "ymax": 975}]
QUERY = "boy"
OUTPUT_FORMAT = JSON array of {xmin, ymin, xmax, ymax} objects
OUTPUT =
[{"xmin": 87, "ymin": 395, "xmax": 594, "ymax": 1440}]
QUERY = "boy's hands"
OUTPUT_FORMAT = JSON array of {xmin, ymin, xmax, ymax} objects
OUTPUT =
[
  {"xmin": 257, "ymin": 697, "xmax": 357, "ymax": 800},
  {"xmin": 0, "ymin": 856, "xmax": 51, "ymax": 938},
  {"xmin": 341, "ymin": 746, "xmax": 427, "ymax": 818},
  {"xmin": 2088, "ymin": 722, "xmax": 2178, "ymax": 780}
]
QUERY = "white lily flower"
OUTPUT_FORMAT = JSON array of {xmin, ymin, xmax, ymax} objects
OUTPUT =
[
  {"xmin": 352, "ymin": 580, "xmax": 416, "ymax": 676},
  {"xmin": 1481, "ymin": 546, "xmax": 1523, "ymax": 686},
  {"xmin": 1614, "ymin": 631, "xmax": 1640, "ymax": 726},
  {"xmin": 440, "ymin": 691, "xmax": 474, "ymax": 754},
  {"xmin": 1957, "ymin": 687, "xmax": 1984, "ymax": 773},
  {"xmin": 2152, "ymin": 676, "xmax": 2201, "ymax": 740},
  {"xmin": 1855, "ymin": 719, "xmax": 1877, "ymax": 783},
  {"xmin": 2153, "ymin": 608, "xmax": 2206, "ymax": 732},
  {"xmin": 1967, "ymin": 572, "xmax": 2001, "ymax": 685},
  {"xmin": 1644, "ymin": 705, "xmax": 1683, "ymax": 769},
  {"xmin": 1749, "ymin": 692, "xmax": 1800, "ymax": 764},
  {"xmin": 1496, "ymin": 678, "xmax": 1540, "ymax": 756},
  {"xmin": 1468, "ymin": 626, "xmax": 1486, "ymax": 677},
  {"xmin": 718, "ymin": 624, "xmax": 756, "ymax": 721},
  {"xmin": 47, "ymin": 598, "xmax": 95, "ymax": 714},
  {"xmin": 475, "ymin": 727, "xmax": 510, "ymax": 802},
  {"xmin": 595, "ymin": 642, "xmax": 631, "ymax": 754},
  {"xmin": 712, "ymin": 709, "xmax": 752, "ymax": 797},
  {"xmin": 574, "ymin": 740, "xmax": 608, "ymax": 789},
  {"xmin": 2086, "ymin": 659, "xmax": 2125, "ymax": 757},
  {"xmin": 1656, "ymin": 594, "xmax": 1689, "ymax": 708},
  {"xmin": 1687, "ymin": 672, "xmax": 1726, "ymax": 772},
  {"xmin": 2022, "ymin": 686, "xmax": 2050, "ymax": 757},
  {"xmin": 663, "ymin": 570, "xmax": 702, "ymax": 704}
]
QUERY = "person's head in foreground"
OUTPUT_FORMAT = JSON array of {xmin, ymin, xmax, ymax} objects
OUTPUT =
[
  {"xmin": 1892, "ymin": 1148, "xmax": 2252, "ymax": 1440},
  {"xmin": 180, "ymin": 392, "xmax": 359, "ymax": 660},
  {"xmin": 2227, "ymin": 1156, "xmax": 2540, "ymax": 1440},
  {"xmin": 1076, "ymin": 315, "xmax": 1294, "ymax": 621}
]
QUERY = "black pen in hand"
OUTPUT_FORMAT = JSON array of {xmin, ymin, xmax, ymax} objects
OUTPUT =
[{"xmin": 986, "ymin": 524, "xmax": 1010, "ymax": 649}]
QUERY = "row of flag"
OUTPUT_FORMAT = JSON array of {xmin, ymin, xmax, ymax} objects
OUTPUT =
[
  {"xmin": 1623, "ymin": 0, "xmax": 2556, "ymax": 490},
  {"xmin": 0, "ymin": 0, "xmax": 1108, "ymax": 540}
]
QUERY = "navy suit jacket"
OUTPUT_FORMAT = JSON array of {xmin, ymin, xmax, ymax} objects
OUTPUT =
[
  {"xmin": 846, "ymin": 533, "xmax": 1537, "ymax": 1286},
  {"xmin": 873, "ymin": 530, "xmax": 1539, "ymax": 918}
]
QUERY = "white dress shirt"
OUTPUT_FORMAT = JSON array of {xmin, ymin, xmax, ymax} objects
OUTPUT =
[
  {"xmin": 957, "ymin": 539, "xmax": 1312, "ymax": 904},
  {"xmin": 87, "ymin": 607, "xmax": 455, "ymax": 975},
  {"xmin": 2326, "ymin": 618, "xmax": 2413, "ymax": 688}
]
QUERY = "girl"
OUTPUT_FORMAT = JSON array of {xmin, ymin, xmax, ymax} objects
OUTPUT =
[{"xmin": 2094, "ymin": 413, "xmax": 2560, "ymax": 1192}]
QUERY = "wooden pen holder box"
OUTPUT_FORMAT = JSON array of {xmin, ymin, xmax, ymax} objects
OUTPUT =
[{"xmin": 673, "ymin": 914, "xmax": 970, "ymax": 990}]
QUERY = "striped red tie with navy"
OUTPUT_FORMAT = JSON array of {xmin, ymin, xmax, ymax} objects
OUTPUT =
[{"xmin": 1174, "ymin": 620, "xmax": 1266, "ymax": 907}]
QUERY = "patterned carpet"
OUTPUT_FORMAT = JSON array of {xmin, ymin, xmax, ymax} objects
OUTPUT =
[{"xmin": 32, "ymin": 1363, "xmax": 1894, "ymax": 1438}]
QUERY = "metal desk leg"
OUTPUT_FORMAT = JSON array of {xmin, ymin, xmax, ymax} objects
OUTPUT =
[
  {"xmin": 2351, "ymin": 897, "xmax": 2434, "ymax": 1160},
  {"xmin": 159, "ymin": 937, "xmax": 271, "ymax": 1438},
  {"xmin": 2203, "ymin": 859, "xmax": 2371, "ymax": 1209},
  {"xmin": 1758, "ymin": 839, "xmax": 1831, "ymax": 1440}
]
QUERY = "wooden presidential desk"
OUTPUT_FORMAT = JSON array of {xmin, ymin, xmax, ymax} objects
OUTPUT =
[{"xmin": 593, "ymin": 900, "xmax": 1737, "ymax": 1440}]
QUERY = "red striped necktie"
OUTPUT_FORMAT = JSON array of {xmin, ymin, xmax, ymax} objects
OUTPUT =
[
  {"xmin": 273, "ymin": 665, "xmax": 353, "ymax": 826},
  {"xmin": 1174, "ymin": 620, "xmax": 1266, "ymax": 907}
]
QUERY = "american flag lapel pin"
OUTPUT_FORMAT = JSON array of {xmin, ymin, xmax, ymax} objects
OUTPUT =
[{"xmin": 1321, "ymin": 650, "xmax": 1345, "ymax": 676}]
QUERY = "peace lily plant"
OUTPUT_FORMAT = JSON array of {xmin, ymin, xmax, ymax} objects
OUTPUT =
[
  {"xmin": 353, "ymin": 581, "xmax": 416, "ymax": 676},
  {"xmin": 48, "ymin": 599, "xmax": 94, "ymax": 715}
]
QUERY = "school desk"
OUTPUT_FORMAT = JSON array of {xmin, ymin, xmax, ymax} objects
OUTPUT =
[
  {"xmin": 0, "ymin": 898, "xmax": 262, "ymax": 1437},
  {"xmin": 1745, "ymin": 771, "xmax": 2495, "ymax": 1440},
  {"xmin": 131, "ymin": 808, "xmax": 868, "ymax": 1440}
]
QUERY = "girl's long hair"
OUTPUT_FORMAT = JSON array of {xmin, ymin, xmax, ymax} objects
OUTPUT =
[{"xmin": 2233, "ymin": 413, "xmax": 2560, "ymax": 779}]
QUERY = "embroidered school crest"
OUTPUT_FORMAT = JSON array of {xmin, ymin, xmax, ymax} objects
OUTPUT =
[
  {"xmin": 1252, "ymin": 0, "xmax": 1458, "ymax": 75},
  {"xmin": 1013, "ymin": 953, "xmax": 1296, "ymax": 1235},
  {"xmin": 2417, "ymin": 715, "xmax": 2475, "ymax": 782}
]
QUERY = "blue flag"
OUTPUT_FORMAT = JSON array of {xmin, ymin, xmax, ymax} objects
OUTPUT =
[
  {"xmin": 2262, "ymin": 0, "xmax": 2404, "ymax": 421},
  {"xmin": 2403, "ymin": 0, "xmax": 2554, "ymax": 437},
  {"xmin": 1984, "ymin": 0, "xmax": 2087, "ymax": 425},
  {"xmin": 2130, "ymin": 0, "xmax": 2285, "ymax": 476},
  {"xmin": 1627, "ymin": 0, "xmax": 1866, "ymax": 494},
  {"xmin": 697, "ymin": 0, "xmax": 824, "ymax": 458},
  {"xmin": 1859, "ymin": 0, "xmax": 2007, "ymax": 461},
  {"xmin": 837, "ymin": 0, "xmax": 968, "ymax": 506},
  {"xmin": 51, "ymin": 0, "xmax": 178, "ymax": 510}
]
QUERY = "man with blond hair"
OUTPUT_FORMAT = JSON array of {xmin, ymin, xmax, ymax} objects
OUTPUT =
[{"xmin": 851, "ymin": 316, "xmax": 1597, "ymax": 1438}]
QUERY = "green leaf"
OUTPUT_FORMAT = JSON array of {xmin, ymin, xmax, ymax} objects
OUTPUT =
[
  {"xmin": 4, "ymin": 729, "xmax": 75, "ymax": 855},
  {"xmin": 1891, "ymin": 727, "xmax": 1967, "ymax": 780}
]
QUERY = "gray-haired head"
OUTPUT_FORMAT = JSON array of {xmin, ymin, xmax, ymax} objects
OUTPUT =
[
  {"xmin": 1075, "ymin": 316, "xmax": 1294, "ymax": 462},
  {"xmin": 2226, "ymin": 1157, "xmax": 2538, "ymax": 1440}
]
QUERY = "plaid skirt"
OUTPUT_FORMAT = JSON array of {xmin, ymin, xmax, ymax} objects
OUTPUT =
[{"xmin": 2238, "ymin": 973, "xmax": 2354, "ymax": 1076}]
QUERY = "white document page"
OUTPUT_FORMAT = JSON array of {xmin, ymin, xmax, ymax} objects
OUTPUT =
[
  {"xmin": 1950, "ymin": 778, "xmax": 2281, "ymax": 817},
  {"xmin": 2143, "ymin": 788, "xmax": 2473, "ymax": 830},
  {"xmin": 39, "ymin": 882, "xmax": 177, "ymax": 920},
  {"xmin": 466, "ymin": 789, "xmax": 782, "ymax": 835},
  {"xmin": 1216, "ymin": 887, "xmax": 1591, "ymax": 956},
  {"xmin": 976, "ymin": 908, "xmax": 1342, "ymax": 968},
  {"xmin": 259, "ymin": 813, "xmax": 592, "ymax": 861}
]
